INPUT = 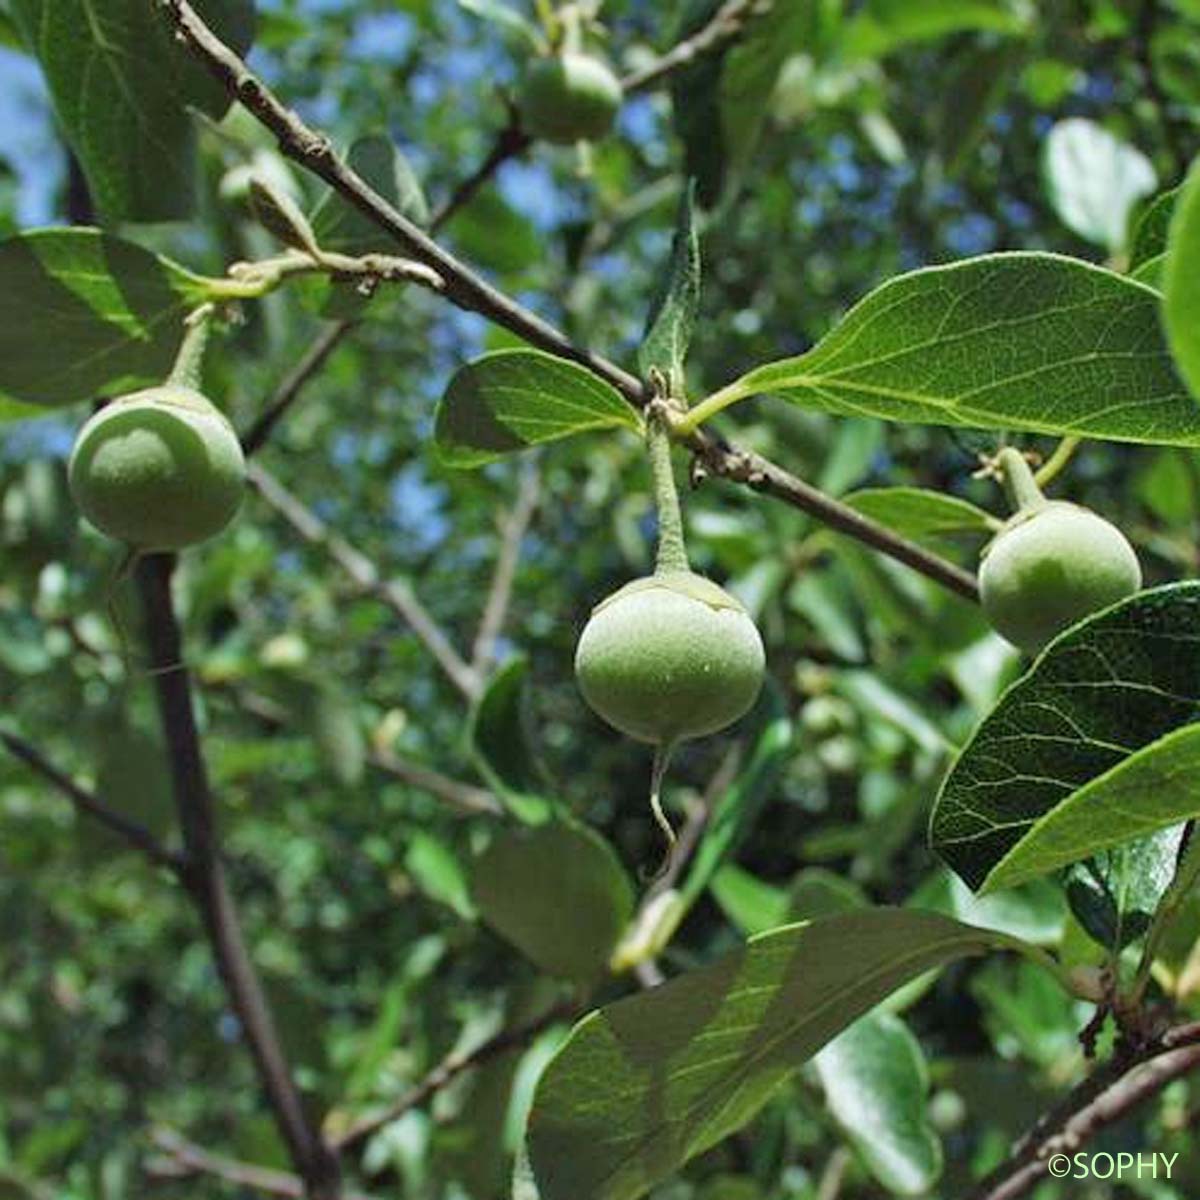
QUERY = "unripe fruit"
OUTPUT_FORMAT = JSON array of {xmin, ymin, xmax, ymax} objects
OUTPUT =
[
  {"xmin": 519, "ymin": 52, "xmax": 623, "ymax": 145},
  {"xmin": 574, "ymin": 571, "xmax": 765, "ymax": 745},
  {"xmin": 69, "ymin": 386, "xmax": 246, "ymax": 551},
  {"xmin": 979, "ymin": 501, "xmax": 1141, "ymax": 655}
]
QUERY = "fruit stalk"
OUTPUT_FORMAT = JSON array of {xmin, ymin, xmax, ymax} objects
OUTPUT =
[
  {"xmin": 167, "ymin": 306, "xmax": 214, "ymax": 391},
  {"xmin": 996, "ymin": 446, "xmax": 1045, "ymax": 514},
  {"xmin": 647, "ymin": 410, "xmax": 689, "ymax": 575}
]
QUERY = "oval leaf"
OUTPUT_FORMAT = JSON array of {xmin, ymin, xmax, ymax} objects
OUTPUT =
[
  {"xmin": 931, "ymin": 583, "xmax": 1200, "ymax": 891},
  {"xmin": 1164, "ymin": 157, "xmax": 1200, "ymax": 402},
  {"xmin": 1042, "ymin": 118, "xmax": 1156, "ymax": 253},
  {"xmin": 0, "ymin": 229, "xmax": 212, "ymax": 409},
  {"xmin": 815, "ymin": 1012, "xmax": 942, "ymax": 1196},
  {"xmin": 526, "ymin": 909, "xmax": 1003, "ymax": 1200},
  {"xmin": 983, "ymin": 725, "xmax": 1200, "ymax": 893},
  {"xmin": 436, "ymin": 349, "xmax": 640, "ymax": 468},
  {"xmin": 471, "ymin": 821, "xmax": 634, "ymax": 983},
  {"xmin": 1130, "ymin": 186, "xmax": 1179, "ymax": 271},
  {"xmin": 715, "ymin": 253, "xmax": 1200, "ymax": 446},
  {"xmin": 11, "ymin": 0, "xmax": 255, "ymax": 222}
]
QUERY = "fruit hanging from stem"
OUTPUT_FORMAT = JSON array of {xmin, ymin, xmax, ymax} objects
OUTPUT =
[
  {"xmin": 68, "ymin": 311, "xmax": 246, "ymax": 553},
  {"xmin": 978, "ymin": 447, "xmax": 1141, "ymax": 655},
  {"xmin": 574, "ymin": 406, "xmax": 765, "ymax": 860}
]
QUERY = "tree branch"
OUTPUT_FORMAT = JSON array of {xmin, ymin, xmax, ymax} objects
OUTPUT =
[
  {"xmin": 471, "ymin": 457, "xmax": 541, "ymax": 675},
  {"xmin": 242, "ymin": 319, "xmax": 354, "ymax": 457},
  {"xmin": 148, "ymin": 1129, "xmax": 378, "ymax": 1200},
  {"xmin": 430, "ymin": 122, "xmax": 532, "ymax": 231},
  {"xmin": 158, "ymin": 0, "xmax": 980, "ymax": 605},
  {"xmin": 329, "ymin": 996, "xmax": 579, "ymax": 1152},
  {"xmin": 619, "ymin": 0, "xmax": 762, "ymax": 96},
  {"xmin": 247, "ymin": 463, "xmax": 482, "ymax": 699},
  {"xmin": 0, "ymin": 728, "xmax": 183, "ymax": 873},
  {"xmin": 135, "ymin": 554, "xmax": 342, "ymax": 1199},
  {"xmin": 969, "ymin": 1021, "xmax": 1200, "ymax": 1200}
]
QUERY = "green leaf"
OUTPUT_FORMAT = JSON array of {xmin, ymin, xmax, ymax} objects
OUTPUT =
[
  {"xmin": 709, "ymin": 253, "xmax": 1200, "ymax": 446},
  {"xmin": 842, "ymin": 488, "xmax": 998, "ymax": 548},
  {"xmin": 672, "ymin": 0, "xmax": 817, "ymax": 207},
  {"xmin": 709, "ymin": 865, "xmax": 790, "ymax": 935},
  {"xmin": 307, "ymin": 684, "xmax": 366, "ymax": 788},
  {"xmin": 471, "ymin": 820, "xmax": 634, "ymax": 983},
  {"xmin": 456, "ymin": 0, "xmax": 543, "ymax": 49},
  {"xmin": 931, "ymin": 584, "xmax": 1200, "ymax": 891},
  {"xmin": 526, "ymin": 909, "xmax": 1004, "ymax": 1200},
  {"xmin": 1164, "ymin": 157, "xmax": 1200, "ymax": 402},
  {"xmin": 935, "ymin": 42, "xmax": 1023, "ymax": 177},
  {"xmin": 814, "ymin": 1012, "xmax": 942, "ymax": 1196},
  {"xmin": 1129, "ymin": 187, "xmax": 1179, "ymax": 271},
  {"xmin": 1063, "ymin": 826, "xmax": 1184, "ymax": 951},
  {"xmin": 0, "ymin": 229, "xmax": 212, "ymax": 409},
  {"xmin": 842, "ymin": 0, "xmax": 1030, "ymax": 60},
  {"xmin": 639, "ymin": 181, "xmax": 701, "ymax": 396},
  {"xmin": 436, "ymin": 350, "xmax": 640, "ymax": 468},
  {"xmin": 1042, "ymin": 119, "xmax": 1156, "ymax": 253},
  {"xmin": 678, "ymin": 715, "xmax": 794, "ymax": 910},
  {"xmin": 982, "ymin": 726, "xmax": 1200, "ymax": 893},
  {"xmin": 11, "ymin": 0, "xmax": 255, "ymax": 222},
  {"xmin": 469, "ymin": 657, "xmax": 555, "ymax": 824},
  {"xmin": 310, "ymin": 135, "xmax": 429, "ymax": 252},
  {"xmin": 405, "ymin": 831, "xmax": 476, "ymax": 919},
  {"xmin": 909, "ymin": 868, "xmax": 1065, "ymax": 945}
]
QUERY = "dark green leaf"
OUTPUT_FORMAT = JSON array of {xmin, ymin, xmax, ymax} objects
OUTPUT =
[
  {"xmin": 841, "ymin": 0, "xmax": 1030, "ymax": 60},
  {"xmin": 11, "ymin": 0, "xmax": 255, "ymax": 221},
  {"xmin": 527, "ymin": 910, "xmax": 1005, "ymax": 1200},
  {"xmin": 471, "ymin": 820, "xmax": 634, "ymax": 982},
  {"xmin": 469, "ymin": 657, "xmax": 554, "ymax": 823},
  {"xmin": 815, "ymin": 1012, "xmax": 942, "ymax": 1196},
  {"xmin": 1129, "ymin": 186, "xmax": 1179, "ymax": 271},
  {"xmin": 710, "ymin": 254, "xmax": 1200, "ymax": 446},
  {"xmin": 842, "ymin": 488, "xmax": 998, "ymax": 547},
  {"xmin": 931, "ymin": 584, "xmax": 1200, "ymax": 891},
  {"xmin": 436, "ymin": 350, "xmax": 640, "ymax": 468},
  {"xmin": 0, "ymin": 229, "xmax": 212, "ymax": 408}
]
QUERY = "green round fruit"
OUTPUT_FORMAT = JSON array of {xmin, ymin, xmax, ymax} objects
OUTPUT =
[
  {"xmin": 519, "ymin": 52, "xmax": 623, "ymax": 144},
  {"xmin": 979, "ymin": 501, "xmax": 1141, "ymax": 655},
  {"xmin": 69, "ymin": 386, "xmax": 246, "ymax": 551},
  {"xmin": 574, "ymin": 571, "xmax": 765, "ymax": 744}
]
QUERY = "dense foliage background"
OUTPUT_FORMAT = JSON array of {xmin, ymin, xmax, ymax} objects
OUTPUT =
[{"xmin": 1, "ymin": 1, "xmax": 1199, "ymax": 1198}]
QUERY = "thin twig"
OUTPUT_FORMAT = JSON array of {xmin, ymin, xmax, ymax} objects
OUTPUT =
[
  {"xmin": 0, "ymin": 728, "xmax": 183, "ymax": 873},
  {"xmin": 247, "ymin": 463, "xmax": 482, "ymax": 700},
  {"xmin": 135, "ymin": 555, "xmax": 342, "ymax": 1199},
  {"xmin": 230, "ymin": 686, "xmax": 502, "ymax": 816},
  {"xmin": 815, "ymin": 1146, "xmax": 852, "ymax": 1200},
  {"xmin": 471, "ymin": 457, "xmax": 541, "ymax": 675},
  {"xmin": 147, "ymin": 1129, "xmax": 378, "ymax": 1200},
  {"xmin": 243, "ymin": 320, "xmax": 354, "ymax": 456},
  {"xmin": 430, "ymin": 123, "xmax": 531, "ymax": 231},
  {"xmin": 159, "ymin": 0, "xmax": 980, "ymax": 605},
  {"xmin": 330, "ymin": 996, "xmax": 579, "ymax": 1152},
  {"xmin": 969, "ymin": 1021, "xmax": 1200, "ymax": 1200},
  {"xmin": 619, "ymin": 0, "xmax": 762, "ymax": 95}
]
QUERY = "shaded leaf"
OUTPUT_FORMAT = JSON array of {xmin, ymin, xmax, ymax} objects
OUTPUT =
[
  {"xmin": 471, "ymin": 820, "xmax": 634, "ymax": 983},
  {"xmin": 457, "ymin": 0, "xmax": 542, "ymax": 48},
  {"xmin": 11, "ymin": 0, "xmax": 255, "ymax": 221},
  {"xmin": 842, "ymin": 0, "xmax": 1030, "ymax": 60},
  {"xmin": 842, "ymin": 488, "xmax": 997, "ymax": 548},
  {"xmin": 815, "ymin": 1012, "xmax": 942, "ymax": 1196},
  {"xmin": 527, "ymin": 909, "xmax": 1005, "ymax": 1200},
  {"xmin": 469, "ymin": 657, "xmax": 554, "ymax": 823},
  {"xmin": 931, "ymin": 584, "xmax": 1200, "ymax": 891},
  {"xmin": 0, "ymin": 229, "xmax": 212, "ymax": 408},
  {"xmin": 436, "ymin": 350, "xmax": 640, "ymax": 468},
  {"xmin": 711, "ymin": 253, "xmax": 1200, "ymax": 446},
  {"xmin": 1129, "ymin": 186, "xmax": 1179, "ymax": 270},
  {"xmin": 1042, "ymin": 118, "xmax": 1156, "ymax": 252}
]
